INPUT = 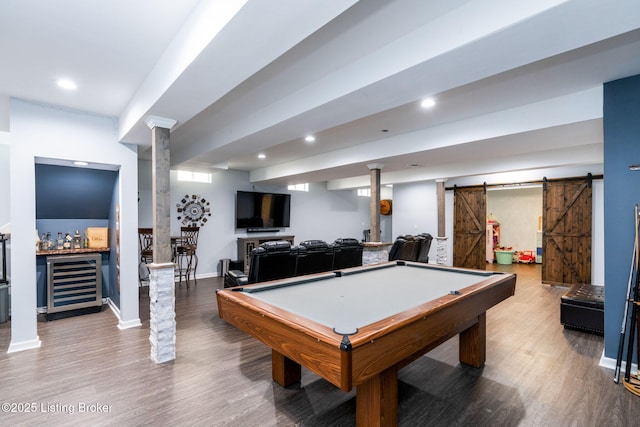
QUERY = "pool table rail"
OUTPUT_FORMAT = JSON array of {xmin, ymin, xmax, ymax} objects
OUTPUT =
[
  {"xmin": 349, "ymin": 272, "xmax": 516, "ymax": 385},
  {"xmin": 216, "ymin": 263, "xmax": 516, "ymax": 394},
  {"xmin": 344, "ymin": 266, "xmax": 515, "ymax": 347},
  {"xmin": 217, "ymin": 288, "xmax": 350, "ymax": 389}
]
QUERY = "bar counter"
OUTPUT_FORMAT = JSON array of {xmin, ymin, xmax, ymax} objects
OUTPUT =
[{"xmin": 36, "ymin": 247, "xmax": 110, "ymax": 256}]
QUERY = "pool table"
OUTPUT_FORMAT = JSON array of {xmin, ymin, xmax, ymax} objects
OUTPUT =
[{"xmin": 216, "ymin": 260, "xmax": 516, "ymax": 426}]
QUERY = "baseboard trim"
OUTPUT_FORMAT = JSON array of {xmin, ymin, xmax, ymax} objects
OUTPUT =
[
  {"xmin": 599, "ymin": 350, "xmax": 638, "ymax": 375},
  {"xmin": 8, "ymin": 336, "xmax": 42, "ymax": 353},
  {"xmin": 173, "ymin": 272, "xmax": 218, "ymax": 282},
  {"xmin": 197, "ymin": 272, "xmax": 218, "ymax": 279},
  {"xmin": 118, "ymin": 318, "xmax": 142, "ymax": 330},
  {"xmin": 107, "ymin": 298, "xmax": 142, "ymax": 330},
  {"xmin": 106, "ymin": 297, "xmax": 120, "ymax": 320}
]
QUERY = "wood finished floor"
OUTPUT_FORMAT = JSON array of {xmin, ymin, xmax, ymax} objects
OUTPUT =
[{"xmin": 1, "ymin": 263, "xmax": 638, "ymax": 426}]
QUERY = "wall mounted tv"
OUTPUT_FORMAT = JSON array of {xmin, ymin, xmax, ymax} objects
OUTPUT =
[{"xmin": 235, "ymin": 191, "xmax": 291, "ymax": 229}]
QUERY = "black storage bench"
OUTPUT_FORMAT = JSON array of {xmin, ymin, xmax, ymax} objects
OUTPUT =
[{"xmin": 560, "ymin": 283, "xmax": 604, "ymax": 335}]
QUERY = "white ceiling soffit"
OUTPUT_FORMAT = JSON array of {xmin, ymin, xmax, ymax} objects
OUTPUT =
[
  {"xmin": 167, "ymin": 0, "xmax": 574, "ymax": 165},
  {"xmin": 3, "ymin": 0, "xmax": 636, "ymax": 188},
  {"xmin": 327, "ymin": 139, "xmax": 603, "ymax": 190},
  {"xmin": 164, "ymin": 0, "xmax": 638, "ymax": 188},
  {"xmin": 252, "ymin": 87, "xmax": 603, "ymax": 185},
  {"xmin": 119, "ymin": 0, "xmax": 359, "ymax": 145}
]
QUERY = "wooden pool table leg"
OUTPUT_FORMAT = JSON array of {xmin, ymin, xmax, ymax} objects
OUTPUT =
[
  {"xmin": 356, "ymin": 365, "xmax": 398, "ymax": 427},
  {"xmin": 271, "ymin": 350, "xmax": 301, "ymax": 387},
  {"xmin": 459, "ymin": 312, "xmax": 486, "ymax": 368}
]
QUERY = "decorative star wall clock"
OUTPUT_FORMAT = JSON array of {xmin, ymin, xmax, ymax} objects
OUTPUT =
[{"xmin": 176, "ymin": 194, "xmax": 211, "ymax": 226}]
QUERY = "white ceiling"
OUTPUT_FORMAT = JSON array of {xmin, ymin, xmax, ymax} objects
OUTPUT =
[{"xmin": 2, "ymin": 0, "xmax": 639, "ymax": 189}]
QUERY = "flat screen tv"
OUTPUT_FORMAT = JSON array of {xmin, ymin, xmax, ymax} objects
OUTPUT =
[{"xmin": 235, "ymin": 191, "xmax": 291, "ymax": 229}]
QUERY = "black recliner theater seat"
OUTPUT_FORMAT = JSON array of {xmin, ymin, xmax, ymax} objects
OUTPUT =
[
  {"xmin": 224, "ymin": 269, "xmax": 248, "ymax": 288},
  {"xmin": 224, "ymin": 237, "xmax": 364, "ymax": 286},
  {"xmin": 388, "ymin": 236, "xmax": 406, "ymax": 261},
  {"xmin": 388, "ymin": 233, "xmax": 433, "ymax": 263},
  {"xmin": 248, "ymin": 240, "xmax": 297, "ymax": 284},
  {"xmin": 416, "ymin": 233, "xmax": 433, "ymax": 263},
  {"xmin": 296, "ymin": 240, "xmax": 334, "ymax": 275},
  {"xmin": 398, "ymin": 235, "xmax": 420, "ymax": 261},
  {"xmin": 332, "ymin": 238, "xmax": 363, "ymax": 269}
]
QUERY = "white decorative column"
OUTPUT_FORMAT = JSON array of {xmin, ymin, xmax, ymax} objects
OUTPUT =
[
  {"xmin": 145, "ymin": 115, "xmax": 177, "ymax": 363},
  {"xmin": 436, "ymin": 179, "xmax": 448, "ymax": 265},
  {"xmin": 368, "ymin": 163, "xmax": 384, "ymax": 243}
]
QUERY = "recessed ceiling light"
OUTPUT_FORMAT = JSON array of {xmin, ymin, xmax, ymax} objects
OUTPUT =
[
  {"xmin": 420, "ymin": 97, "xmax": 436, "ymax": 108},
  {"xmin": 57, "ymin": 79, "xmax": 77, "ymax": 90},
  {"xmin": 258, "ymin": 153, "xmax": 266, "ymax": 159},
  {"xmin": 73, "ymin": 161, "xmax": 88, "ymax": 166},
  {"xmin": 304, "ymin": 135, "xmax": 315, "ymax": 143}
]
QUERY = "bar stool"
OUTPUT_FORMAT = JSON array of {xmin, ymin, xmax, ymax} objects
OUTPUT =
[
  {"xmin": 138, "ymin": 228, "xmax": 153, "ymax": 286},
  {"xmin": 175, "ymin": 226, "xmax": 199, "ymax": 286}
]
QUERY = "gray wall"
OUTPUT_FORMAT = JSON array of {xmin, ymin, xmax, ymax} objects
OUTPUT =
[
  {"xmin": 138, "ymin": 160, "xmax": 372, "ymax": 277},
  {"xmin": 391, "ymin": 181, "xmax": 438, "ymax": 239},
  {"xmin": 389, "ymin": 174, "xmax": 604, "ymax": 282},
  {"xmin": 487, "ymin": 187, "xmax": 542, "ymax": 251}
]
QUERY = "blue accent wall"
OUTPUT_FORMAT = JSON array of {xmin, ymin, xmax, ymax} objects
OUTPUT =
[
  {"xmin": 603, "ymin": 74, "xmax": 640, "ymax": 362},
  {"xmin": 35, "ymin": 164, "xmax": 118, "ymax": 219}
]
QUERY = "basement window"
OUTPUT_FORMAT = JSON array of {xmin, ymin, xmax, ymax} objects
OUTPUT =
[
  {"xmin": 288, "ymin": 183, "xmax": 309, "ymax": 192},
  {"xmin": 177, "ymin": 170, "xmax": 212, "ymax": 183}
]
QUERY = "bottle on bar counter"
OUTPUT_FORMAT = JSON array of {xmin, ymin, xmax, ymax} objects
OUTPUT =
[
  {"xmin": 56, "ymin": 232, "xmax": 64, "ymax": 250},
  {"xmin": 73, "ymin": 230, "xmax": 82, "ymax": 249},
  {"xmin": 63, "ymin": 233, "xmax": 72, "ymax": 249}
]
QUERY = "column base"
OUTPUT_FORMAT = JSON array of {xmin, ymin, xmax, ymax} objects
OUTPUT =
[
  {"xmin": 148, "ymin": 262, "xmax": 176, "ymax": 363},
  {"xmin": 436, "ymin": 236, "xmax": 448, "ymax": 266}
]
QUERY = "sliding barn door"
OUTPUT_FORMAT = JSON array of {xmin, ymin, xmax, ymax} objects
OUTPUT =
[
  {"xmin": 542, "ymin": 176, "xmax": 592, "ymax": 286},
  {"xmin": 453, "ymin": 186, "xmax": 486, "ymax": 270}
]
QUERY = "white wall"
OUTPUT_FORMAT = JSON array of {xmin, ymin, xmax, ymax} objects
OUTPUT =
[{"xmin": 8, "ymin": 100, "xmax": 140, "ymax": 352}]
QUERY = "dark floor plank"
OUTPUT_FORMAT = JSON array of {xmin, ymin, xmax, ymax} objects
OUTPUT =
[{"xmin": 0, "ymin": 264, "xmax": 638, "ymax": 426}]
